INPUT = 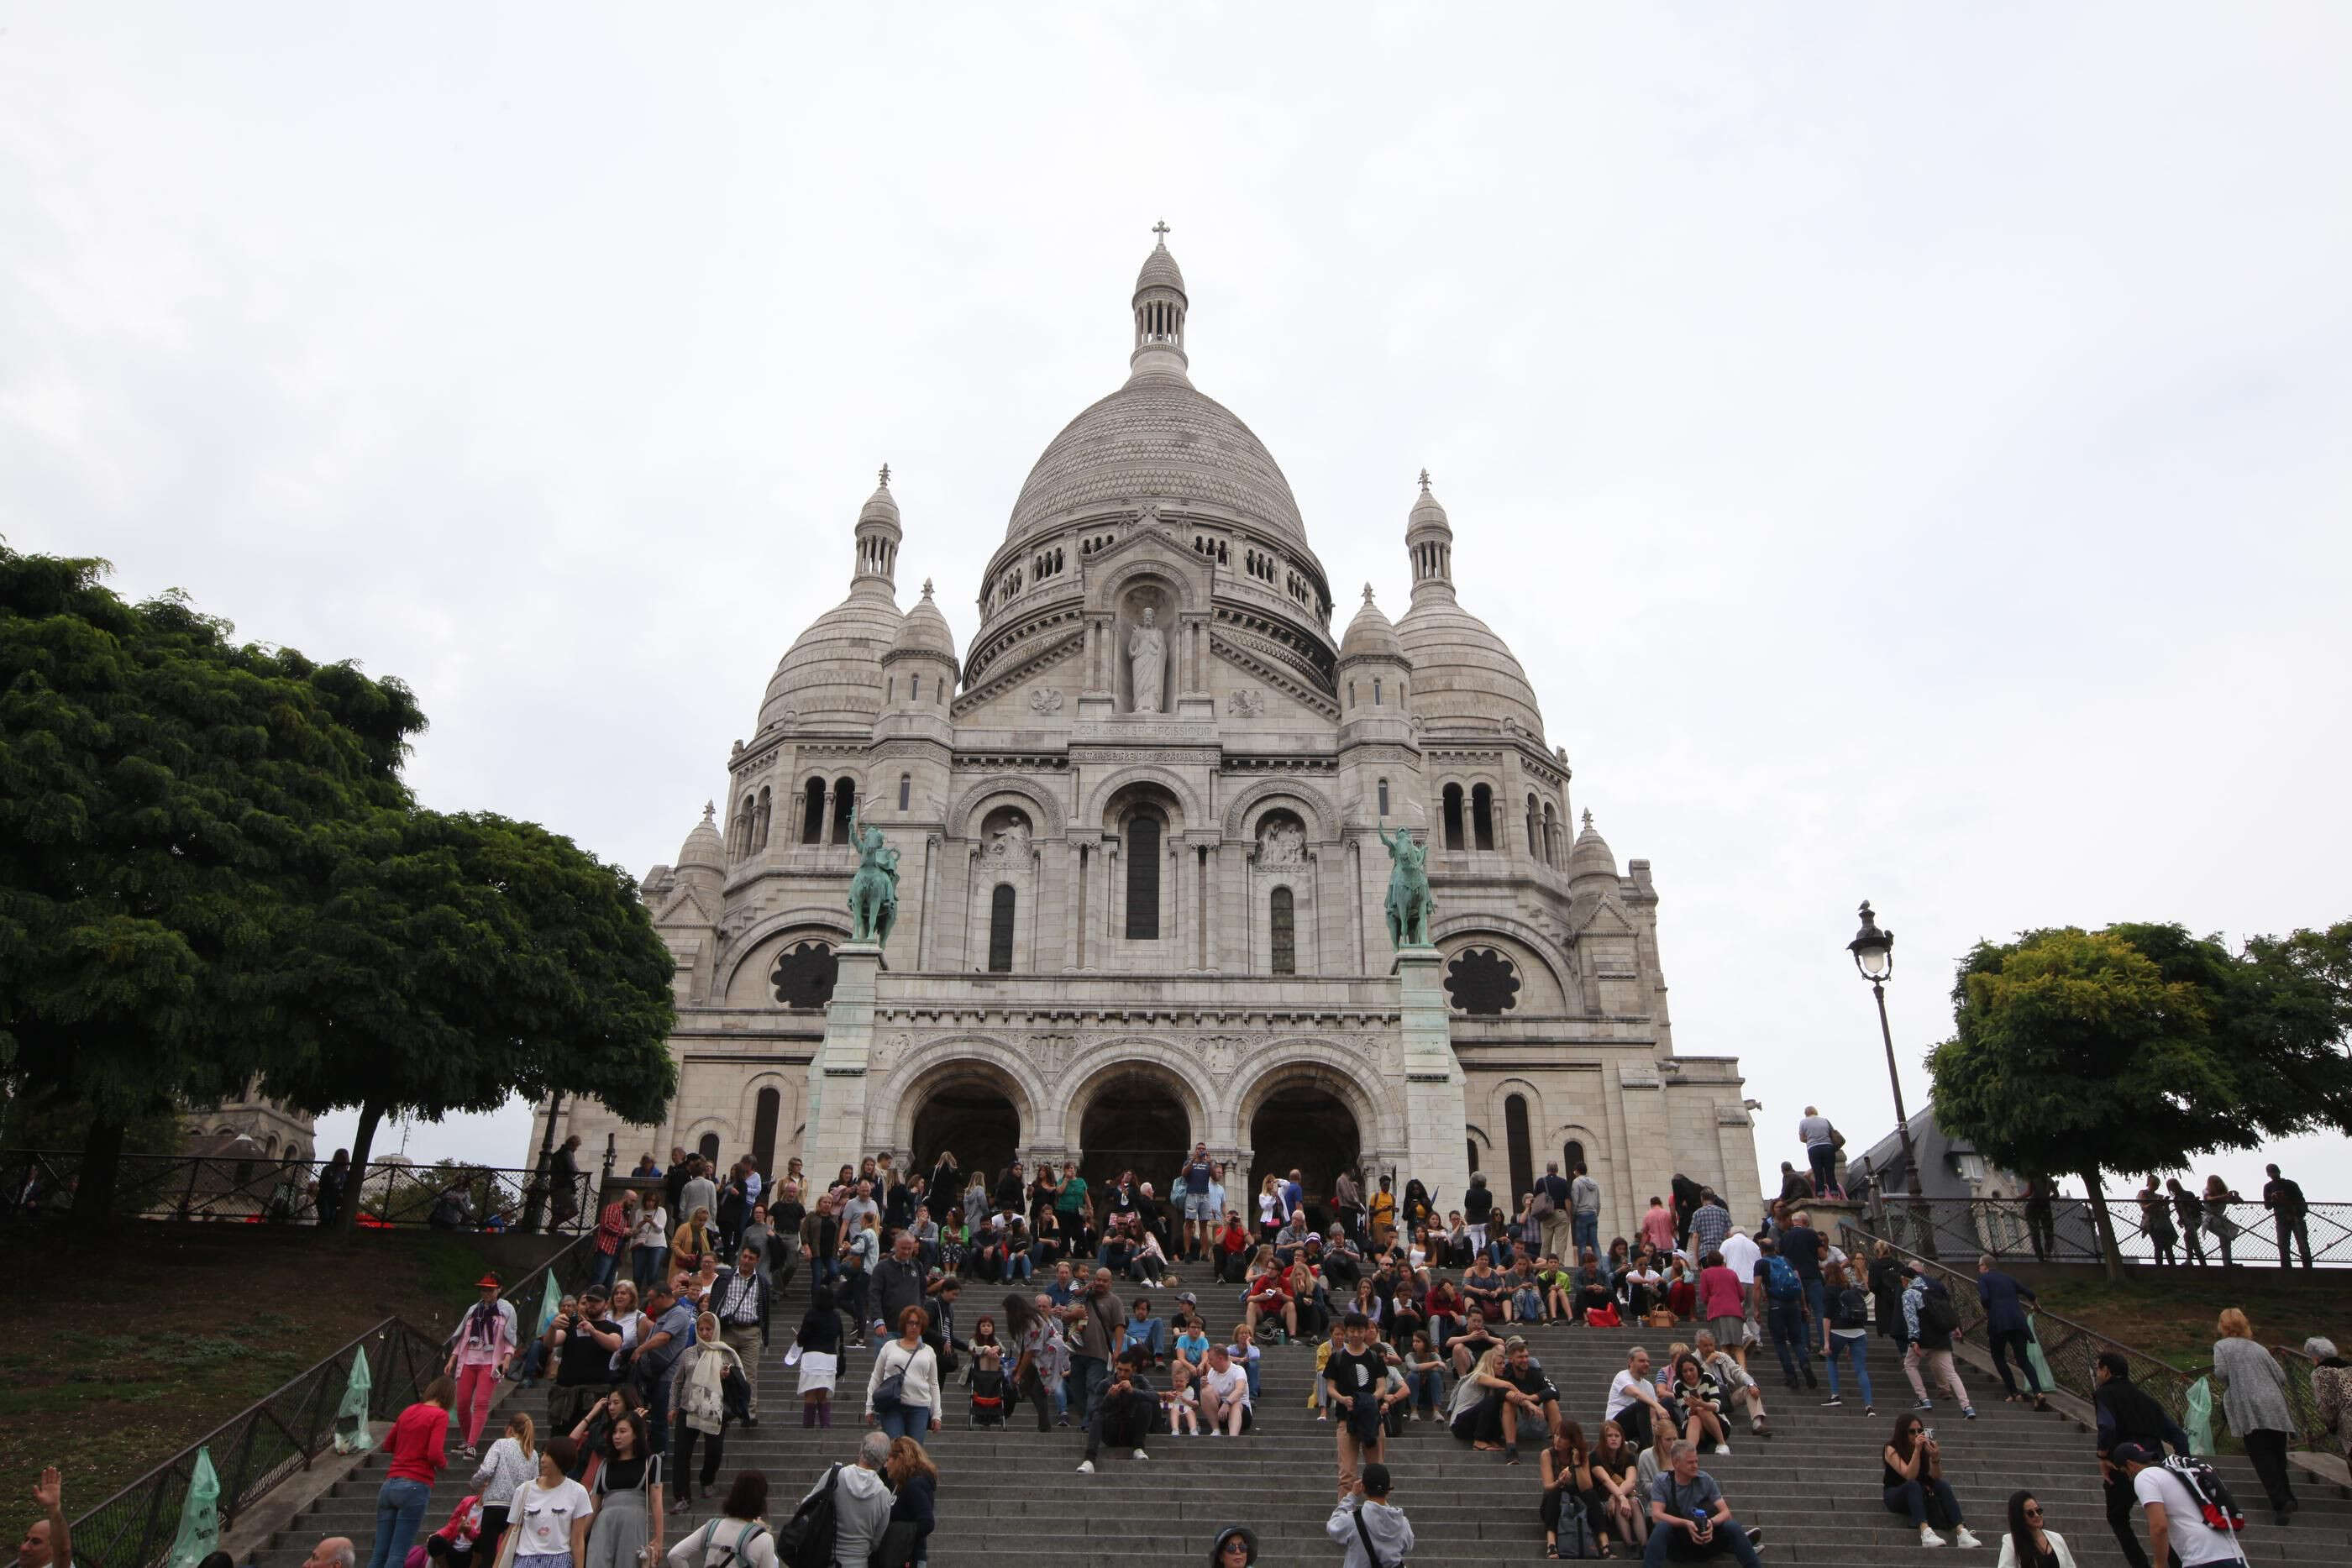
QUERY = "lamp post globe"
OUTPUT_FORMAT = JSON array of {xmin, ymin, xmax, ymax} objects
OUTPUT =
[{"xmin": 1849, "ymin": 901, "xmax": 1893, "ymax": 981}]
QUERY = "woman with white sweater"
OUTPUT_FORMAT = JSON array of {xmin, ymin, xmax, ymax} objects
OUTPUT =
[
  {"xmin": 1994, "ymin": 1491, "xmax": 2077, "ymax": 1568},
  {"xmin": 467, "ymin": 1412, "xmax": 537, "ymax": 1561},
  {"xmin": 865, "ymin": 1303, "xmax": 942, "ymax": 1441},
  {"xmin": 2213, "ymin": 1308, "xmax": 2299, "ymax": 1526}
]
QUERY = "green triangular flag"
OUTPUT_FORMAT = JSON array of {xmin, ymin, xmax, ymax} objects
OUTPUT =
[
  {"xmin": 165, "ymin": 1447, "xmax": 221, "ymax": 1568},
  {"xmin": 536, "ymin": 1272, "xmax": 562, "ymax": 1336},
  {"xmin": 333, "ymin": 1345, "xmax": 376, "ymax": 1454}
]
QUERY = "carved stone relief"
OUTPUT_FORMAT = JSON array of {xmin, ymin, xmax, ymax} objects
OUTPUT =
[
  {"xmin": 1226, "ymin": 688, "xmax": 1266, "ymax": 717},
  {"xmin": 1029, "ymin": 688, "xmax": 1064, "ymax": 714}
]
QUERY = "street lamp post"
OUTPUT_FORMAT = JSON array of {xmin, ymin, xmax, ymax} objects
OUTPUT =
[{"xmin": 1847, "ymin": 902, "xmax": 1924, "ymax": 1204}]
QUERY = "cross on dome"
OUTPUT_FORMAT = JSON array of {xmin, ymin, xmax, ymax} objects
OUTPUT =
[
  {"xmin": 1417, "ymin": 468, "xmax": 1431, "ymax": 492},
  {"xmin": 1582, "ymin": 808, "xmax": 1593, "ymax": 829},
  {"xmin": 1152, "ymin": 218, "xmax": 1170, "ymax": 240},
  {"xmin": 878, "ymin": 463, "xmax": 891, "ymax": 488},
  {"xmin": 921, "ymin": 578, "xmax": 935, "ymax": 599},
  {"xmin": 1362, "ymin": 582, "xmax": 1376, "ymax": 604},
  {"xmin": 702, "ymin": 800, "xmax": 717, "ymax": 821}
]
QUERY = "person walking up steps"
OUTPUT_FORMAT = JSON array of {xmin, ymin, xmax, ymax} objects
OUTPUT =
[
  {"xmin": 365, "ymin": 1376, "xmax": 454, "ymax": 1568},
  {"xmin": 1975, "ymin": 1256, "xmax": 2047, "ymax": 1410},
  {"xmin": 1900, "ymin": 1266, "xmax": 1975, "ymax": 1419}
]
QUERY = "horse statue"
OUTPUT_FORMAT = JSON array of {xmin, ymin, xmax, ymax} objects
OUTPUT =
[
  {"xmin": 1378, "ymin": 824, "xmax": 1435, "ymax": 948},
  {"xmin": 846, "ymin": 808, "xmax": 900, "ymax": 946}
]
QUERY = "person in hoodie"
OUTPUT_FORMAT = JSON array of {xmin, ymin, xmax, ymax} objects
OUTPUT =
[
  {"xmin": 798, "ymin": 1431, "xmax": 893, "ymax": 1568},
  {"xmin": 1327, "ymin": 1462, "xmax": 1415, "ymax": 1568}
]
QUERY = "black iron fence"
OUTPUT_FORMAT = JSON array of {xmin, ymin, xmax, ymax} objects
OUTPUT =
[
  {"xmin": 1840, "ymin": 1219, "xmax": 2334, "ymax": 1458},
  {"xmin": 1858, "ymin": 1194, "xmax": 2349, "ymax": 1271},
  {"xmin": 2, "ymin": 1150, "xmax": 596, "ymax": 1234},
  {"xmin": 66, "ymin": 1317, "xmax": 444, "ymax": 1568}
]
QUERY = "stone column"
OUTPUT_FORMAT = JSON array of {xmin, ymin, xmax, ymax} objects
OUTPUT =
[
  {"xmin": 1394, "ymin": 947, "xmax": 1472, "ymax": 1210},
  {"xmin": 804, "ymin": 943, "xmax": 883, "ymax": 1179}
]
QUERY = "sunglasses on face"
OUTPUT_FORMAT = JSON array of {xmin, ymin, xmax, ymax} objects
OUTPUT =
[{"xmin": 2020, "ymin": 1505, "xmax": 2041, "ymax": 1518}]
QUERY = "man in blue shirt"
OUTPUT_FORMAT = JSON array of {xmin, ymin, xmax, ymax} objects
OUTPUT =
[
  {"xmin": 1282, "ymin": 1168, "xmax": 1306, "ymax": 1227},
  {"xmin": 1975, "ymin": 1255, "xmax": 2048, "ymax": 1408}
]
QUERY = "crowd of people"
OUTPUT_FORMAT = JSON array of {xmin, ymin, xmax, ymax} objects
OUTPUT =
[{"xmin": 26, "ymin": 1135, "xmax": 2337, "ymax": 1568}]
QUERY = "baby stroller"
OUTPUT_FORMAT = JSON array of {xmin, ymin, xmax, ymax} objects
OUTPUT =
[{"xmin": 968, "ymin": 1362, "xmax": 1009, "ymax": 1428}]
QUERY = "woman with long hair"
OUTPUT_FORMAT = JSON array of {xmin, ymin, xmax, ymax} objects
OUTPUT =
[
  {"xmin": 1005, "ymin": 1292, "xmax": 1069, "ymax": 1431},
  {"xmin": 1884, "ymin": 1411, "xmax": 1977, "ymax": 1549},
  {"xmin": 365, "ymin": 1374, "xmax": 454, "ymax": 1568},
  {"xmin": 1821, "ymin": 1258, "xmax": 1875, "ymax": 1413},
  {"xmin": 795, "ymin": 1279, "xmax": 843, "ymax": 1428},
  {"xmin": 507, "ymin": 1439, "xmax": 592, "ymax": 1568},
  {"xmin": 671, "ymin": 1206, "xmax": 716, "ymax": 1277},
  {"xmin": 583, "ymin": 1409, "xmax": 661, "ymax": 1568},
  {"xmin": 883, "ymin": 1438, "xmax": 938, "ymax": 1568},
  {"xmin": 1589, "ymin": 1419, "xmax": 1645, "ymax": 1552},
  {"xmin": 2202, "ymin": 1175, "xmax": 2242, "ymax": 1266},
  {"xmin": 670, "ymin": 1311, "xmax": 746, "ymax": 1511},
  {"xmin": 2213, "ymin": 1307, "xmax": 2298, "ymax": 1524},
  {"xmin": 1538, "ymin": 1419, "xmax": 1597, "ymax": 1558},
  {"xmin": 1257, "ymin": 1175, "xmax": 1283, "ymax": 1243},
  {"xmin": 1995, "ymin": 1491, "xmax": 2078, "ymax": 1568},
  {"xmin": 1671, "ymin": 1354, "xmax": 1729, "ymax": 1453},
  {"xmin": 469, "ymin": 1411, "xmax": 536, "ymax": 1562},
  {"xmin": 666, "ymin": 1472, "xmax": 776, "ymax": 1568}
]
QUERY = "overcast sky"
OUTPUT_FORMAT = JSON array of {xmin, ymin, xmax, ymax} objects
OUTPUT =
[{"xmin": 8, "ymin": 5, "xmax": 2349, "ymax": 1202}]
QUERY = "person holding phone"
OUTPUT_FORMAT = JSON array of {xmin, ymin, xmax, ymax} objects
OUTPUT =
[{"xmin": 1884, "ymin": 1413, "xmax": 1979, "ymax": 1549}]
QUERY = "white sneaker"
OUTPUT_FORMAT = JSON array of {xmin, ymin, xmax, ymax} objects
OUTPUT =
[
  {"xmin": 1954, "ymin": 1528, "xmax": 1981, "ymax": 1550},
  {"xmin": 1131, "ymin": 1448, "xmax": 1149, "ymax": 1460},
  {"xmin": 1075, "ymin": 1460, "xmax": 1094, "ymax": 1474},
  {"xmin": 1715, "ymin": 1443, "xmax": 1731, "ymax": 1454},
  {"xmin": 1920, "ymin": 1527, "xmax": 1946, "ymax": 1548}
]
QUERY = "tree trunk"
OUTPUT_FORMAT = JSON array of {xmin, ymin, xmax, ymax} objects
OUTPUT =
[
  {"xmin": 335, "ymin": 1099, "xmax": 385, "ymax": 1233},
  {"xmin": 71, "ymin": 1118, "xmax": 126, "ymax": 1223},
  {"xmin": 2080, "ymin": 1165, "xmax": 2124, "ymax": 1282}
]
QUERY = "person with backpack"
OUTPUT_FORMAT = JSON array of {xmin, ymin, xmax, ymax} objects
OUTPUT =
[
  {"xmin": 2092, "ymin": 1353, "xmax": 2192, "ymax": 1568},
  {"xmin": 788, "ymin": 1433, "xmax": 893, "ymax": 1568},
  {"xmin": 1748, "ymin": 1236, "xmax": 1813, "ymax": 1390},
  {"xmin": 1819, "ymin": 1260, "xmax": 1875, "ymax": 1414},
  {"xmin": 2110, "ymin": 1442, "xmax": 2246, "ymax": 1567},
  {"xmin": 666, "ymin": 1471, "xmax": 777, "ymax": 1568},
  {"xmin": 1898, "ymin": 1266, "xmax": 1976, "ymax": 1419}
]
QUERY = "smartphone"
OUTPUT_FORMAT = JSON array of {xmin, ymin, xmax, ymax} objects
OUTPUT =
[{"xmin": 1922, "ymin": 1427, "xmax": 1936, "ymax": 1442}]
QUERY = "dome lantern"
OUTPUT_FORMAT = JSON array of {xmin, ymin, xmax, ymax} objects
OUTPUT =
[
  {"xmin": 1129, "ymin": 220, "xmax": 1190, "ymax": 383},
  {"xmin": 853, "ymin": 464, "xmax": 902, "ymax": 589},
  {"xmin": 1406, "ymin": 469, "xmax": 1454, "ymax": 599}
]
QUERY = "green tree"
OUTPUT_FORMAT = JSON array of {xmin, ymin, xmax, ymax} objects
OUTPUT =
[
  {"xmin": 263, "ymin": 809, "xmax": 677, "ymax": 1226},
  {"xmin": 1930, "ymin": 923, "xmax": 2352, "ymax": 1278},
  {"xmin": 0, "ymin": 547, "xmax": 420, "ymax": 1215}
]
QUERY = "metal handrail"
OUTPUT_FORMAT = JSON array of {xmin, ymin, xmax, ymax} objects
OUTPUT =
[
  {"xmin": 1853, "ymin": 1193, "xmax": 2349, "ymax": 1270},
  {"xmin": 1, "ymin": 1150, "xmax": 596, "ymax": 1235},
  {"xmin": 66, "ymin": 1317, "xmax": 444, "ymax": 1568}
]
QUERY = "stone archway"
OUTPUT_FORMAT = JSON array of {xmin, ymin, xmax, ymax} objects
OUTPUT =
[
  {"xmin": 903, "ymin": 1061, "xmax": 1026, "ymax": 1187},
  {"xmin": 1072, "ymin": 1063, "xmax": 1194, "ymax": 1197},
  {"xmin": 1248, "ymin": 1084, "xmax": 1363, "ymax": 1204}
]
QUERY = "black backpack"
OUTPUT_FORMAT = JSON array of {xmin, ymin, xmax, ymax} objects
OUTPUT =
[
  {"xmin": 777, "ymin": 1465, "xmax": 841, "ymax": 1568},
  {"xmin": 1916, "ymin": 1287, "xmax": 1959, "ymax": 1345},
  {"xmin": 1830, "ymin": 1286, "xmax": 1870, "ymax": 1331},
  {"xmin": 2161, "ymin": 1455, "xmax": 2248, "ymax": 1534}
]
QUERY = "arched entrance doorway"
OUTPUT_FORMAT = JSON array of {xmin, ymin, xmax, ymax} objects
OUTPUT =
[
  {"xmin": 1249, "ymin": 1085, "xmax": 1362, "ymax": 1208},
  {"xmin": 1075, "ymin": 1069, "xmax": 1191, "ymax": 1196},
  {"xmin": 909, "ymin": 1073, "xmax": 1022, "ymax": 1186}
]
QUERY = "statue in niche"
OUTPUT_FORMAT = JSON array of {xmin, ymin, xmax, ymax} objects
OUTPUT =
[
  {"xmin": 985, "ymin": 818, "xmax": 1032, "ymax": 861},
  {"xmin": 846, "ymin": 806, "xmax": 900, "ymax": 945},
  {"xmin": 1257, "ymin": 817, "xmax": 1305, "ymax": 867},
  {"xmin": 1379, "ymin": 824, "xmax": 1435, "ymax": 949},
  {"xmin": 1127, "ymin": 604, "xmax": 1166, "ymax": 714}
]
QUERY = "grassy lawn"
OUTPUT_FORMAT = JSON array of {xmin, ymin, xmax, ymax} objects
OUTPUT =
[
  {"xmin": 2029, "ymin": 1269, "xmax": 2344, "ymax": 1371},
  {"xmin": 0, "ymin": 1219, "xmax": 568, "ymax": 1517}
]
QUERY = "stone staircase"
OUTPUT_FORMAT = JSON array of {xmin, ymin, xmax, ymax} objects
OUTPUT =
[{"xmin": 252, "ymin": 1260, "xmax": 2349, "ymax": 1566}]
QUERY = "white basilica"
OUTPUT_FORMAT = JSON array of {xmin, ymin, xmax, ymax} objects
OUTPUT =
[{"xmin": 534, "ymin": 233, "xmax": 1762, "ymax": 1238}]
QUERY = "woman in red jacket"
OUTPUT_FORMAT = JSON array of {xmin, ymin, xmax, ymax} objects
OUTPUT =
[{"xmin": 365, "ymin": 1375, "xmax": 456, "ymax": 1568}]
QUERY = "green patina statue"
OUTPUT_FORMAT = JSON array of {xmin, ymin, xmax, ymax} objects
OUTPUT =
[
  {"xmin": 1379, "ymin": 823, "xmax": 1435, "ymax": 948},
  {"xmin": 847, "ymin": 808, "xmax": 900, "ymax": 945}
]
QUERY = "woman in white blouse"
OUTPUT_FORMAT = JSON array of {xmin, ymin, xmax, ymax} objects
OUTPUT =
[{"xmin": 864, "ymin": 1304, "xmax": 942, "ymax": 1441}]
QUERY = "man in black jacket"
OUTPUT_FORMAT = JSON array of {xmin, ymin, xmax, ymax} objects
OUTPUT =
[
  {"xmin": 2093, "ymin": 1351, "xmax": 2192, "ymax": 1568},
  {"xmin": 711, "ymin": 1245, "xmax": 771, "ymax": 1424},
  {"xmin": 1075, "ymin": 1348, "xmax": 1157, "ymax": 1473},
  {"xmin": 870, "ymin": 1230, "xmax": 929, "ymax": 1343},
  {"xmin": 2263, "ymin": 1163, "xmax": 2311, "ymax": 1269}
]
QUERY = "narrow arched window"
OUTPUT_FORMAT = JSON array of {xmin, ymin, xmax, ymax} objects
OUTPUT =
[
  {"xmin": 1269, "ymin": 886, "xmax": 1295, "ymax": 975},
  {"xmin": 753, "ymin": 787, "xmax": 771, "ymax": 851},
  {"xmin": 909, "ymin": 675, "xmax": 919, "ymax": 701},
  {"xmin": 1126, "ymin": 811, "xmax": 1162, "ymax": 940},
  {"xmin": 1542, "ymin": 802, "xmax": 1558, "ymax": 867},
  {"xmin": 1442, "ymin": 784, "xmax": 1465, "ymax": 851},
  {"xmin": 831, "ymin": 777, "xmax": 858, "ymax": 843},
  {"xmin": 988, "ymin": 884, "xmax": 1016, "ymax": 972},
  {"xmin": 1377, "ymin": 779, "xmax": 1389, "ymax": 817},
  {"xmin": 1525, "ymin": 793, "xmax": 1539, "ymax": 857},
  {"xmin": 698, "ymin": 1131, "xmax": 721, "ymax": 1165},
  {"xmin": 1373, "ymin": 677, "xmax": 1382, "ymax": 705},
  {"xmin": 752, "ymin": 1088, "xmax": 781, "ymax": 1174},
  {"xmin": 898, "ymin": 773, "xmax": 911, "ymax": 810},
  {"xmin": 801, "ymin": 779, "xmax": 826, "ymax": 844},
  {"xmin": 1472, "ymin": 784, "xmax": 1496, "ymax": 850},
  {"xmin": 1504, "ymin": 1093, "xmax": 1535, "ymax": 1205}
]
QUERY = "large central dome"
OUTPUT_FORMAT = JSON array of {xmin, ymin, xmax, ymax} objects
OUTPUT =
[
  {"xmin": 1005, "ymin": 376, "xmax": 1309, "ymax": 550},
  {"xmin": 1001, "ymin": 231, "xmax": 1317, "ymax": 564}
]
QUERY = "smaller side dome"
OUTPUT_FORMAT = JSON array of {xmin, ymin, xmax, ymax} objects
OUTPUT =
[
  {"xmin": 1567, "ymin": 809, "xmax": 1619, "ymax": 884},
  {"xmin": 860, "ymin": 470, "xmax": 900, "ymax": 528},
  {"xmin": 1338, "ymin": 584, "xmax": 1406, "ymax": 663},
  {"xmin": 677, "ymin": 801, "xmax": 727, "ymax": 873},
  {"xmin": 887, "ymin": 579, "xmax": 958, "ymax": 661}
]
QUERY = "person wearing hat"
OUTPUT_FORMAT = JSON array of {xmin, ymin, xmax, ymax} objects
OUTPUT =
[
  {"xmin": 1326, "ymin": 1461, "xmax": 1414, "ymax": 1568},
  {"xmin": 1208, "ymin": 1526, "xmax": 1257, "ymax": 1568},
  {"xmin": 2109, "ymin": 1442, "xmax": 2239, "ymax": 1566},
  {"xmin": 2093, "ymin": 1353, "xmax": 2192, "ymax": 1568},
  {"xmin": 444, "ymin": 1274, "xmax": 518, "ymax": 1459}
]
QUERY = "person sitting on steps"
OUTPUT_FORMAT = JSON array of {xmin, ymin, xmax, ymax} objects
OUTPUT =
[{"xmin": 1883, "ymin": 1411, "xmax": 1980, "ymax": 1549}]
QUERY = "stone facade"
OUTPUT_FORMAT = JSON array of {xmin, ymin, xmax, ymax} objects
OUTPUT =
[{"xmin": 533, "ymin": 232, "xmax": 1762, "ymax": 1241}]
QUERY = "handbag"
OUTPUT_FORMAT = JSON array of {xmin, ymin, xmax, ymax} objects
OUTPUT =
[{"xmin": 871, "ymin": 1344, "xmax": 911, "ymax": 1410}]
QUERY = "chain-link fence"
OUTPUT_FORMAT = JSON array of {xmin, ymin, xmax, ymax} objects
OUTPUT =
[{"xmin": 1860, "ymin": 1194, "xmax": 2349, "ymax": 1270}]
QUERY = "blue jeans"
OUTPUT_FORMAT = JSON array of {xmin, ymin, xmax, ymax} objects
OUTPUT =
[
  {"xmin": 630, "ymin": 1245, "xmax": 665, "ymax": 1288},
  {"xmin": 1068, "ymin": 1355, "xmax": 1109, "ymax": 1421},
  {"xmin": 1572, "ymin": 1212, "xmax": 1599, "ymax": 1260},
  {"xmin": 1405, "ymin": 1368, "xmax": 1446, "ymax": 1411},
  {"xmin": 878, "ymin": 1403, "xmax": 932, "ymax": 1441},
  {"xmin": 1767, "ymin": 1298, "xmax": 1811, "ymax": 1378},
  {"xmin": 1825, "ymin": 1333, "xmax": 1872, "ymax": 1405},
  {"xmin": 1006, "ymin": 1252, "xmax": 1033, "ymax": 1280},
  {"xmin": 590, "ymin": 1249, "xmax": 620, "ymax": 1288},
  {"xmin": 1642, "ymin": 1513, "xmax": 1762, "ymax": 1567},
  {"xmin": 1885, "ymin": 1477, "xmax": 1962, "ymax": 1529},
  {"xmin": 365, "ymin": 1476, "xmax": 432, "ymax": 1568}
]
